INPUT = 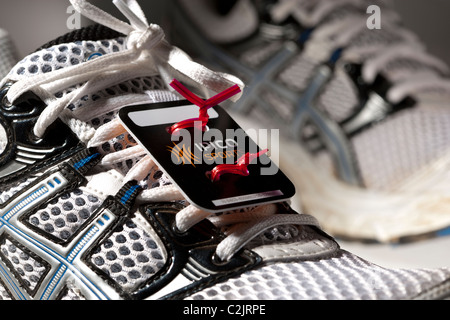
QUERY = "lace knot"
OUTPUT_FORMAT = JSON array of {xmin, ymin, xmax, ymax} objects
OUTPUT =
[{"xmin": 127, "ymin": 24, "xmax": 165, "ymax": 51}]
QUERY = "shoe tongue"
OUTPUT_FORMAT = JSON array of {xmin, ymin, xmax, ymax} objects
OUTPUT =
[{"xmin": 7, "ymin": 25, "xmax": 127, "ymax": 82}]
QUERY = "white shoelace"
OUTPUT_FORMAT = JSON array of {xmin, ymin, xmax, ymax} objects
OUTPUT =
[
  {"xmin": 0, "ymin": 0, "xmax": 320, "ymax": 262},
  {"xmin": 1, "ymin": 0, "xmax": 244, "ymax": 139},
  {"xmin": 271, "ymin": 0, "xmax": 450, "ymax": 104}
]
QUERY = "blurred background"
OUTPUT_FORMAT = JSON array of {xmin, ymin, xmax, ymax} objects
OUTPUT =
[
  {"xmin": 1, "ymin": 0, "xmax": 450, "ymax": 63},
  {"xmin": 0, "ymin": 0, "xmax": 449, "ymax": 269}
]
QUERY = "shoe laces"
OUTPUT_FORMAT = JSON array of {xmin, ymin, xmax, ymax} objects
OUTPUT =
[
  {"xmin": 1, "ymin": 0, "xmax": 321, "ymax": 262},
  {"xmin": 0, "ymin": 0, "xmax": 243, "ymax": 139},
  {"xmin": 271, "ymin": 0, "xmax": 450, "ymax": 104}
]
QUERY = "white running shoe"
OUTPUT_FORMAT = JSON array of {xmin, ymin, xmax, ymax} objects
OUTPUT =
[{"xmin": 0, "ymin": 0, "xmax": 448, "ymax": 300}]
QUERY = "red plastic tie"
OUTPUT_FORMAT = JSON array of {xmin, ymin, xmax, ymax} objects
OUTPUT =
[
  {"xmin": 209, "ymin": 149, "xmax": 269, "ymax": 182},
  {"xmin": 168, "ymin": 79, "xmax": 241, "ymax": 135}
]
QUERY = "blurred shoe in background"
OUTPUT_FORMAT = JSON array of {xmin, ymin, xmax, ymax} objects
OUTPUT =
[
  {"xmin": 0, "ymin": 28, "xmax": 19, "ymax": 81},
  {"xmin": 0, "ymin": 28, "xmax": 19, "ymax": 154},
  {"xmin": 164, "ymin": 0, "xmax": 450, "ymax": 244}
]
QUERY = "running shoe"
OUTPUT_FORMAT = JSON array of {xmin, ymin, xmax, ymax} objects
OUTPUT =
[
  {"xmin": 164, "ymin": 0, "xmax": 450, "ymax": 243},
  {"xmin": 0, "ymin": 0, "xmax": 449, "ymax": 301}
]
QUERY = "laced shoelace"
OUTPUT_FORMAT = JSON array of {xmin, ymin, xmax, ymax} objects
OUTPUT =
[
  {"xmin": 0, "ymin": 0, "xmax": 321, "ymax": 262},
  {"xmin": 271, "ymin": 0, "xmax": 450, "ymax": 104},
  {"xmin": 0, "ymin": 0, "xmax": 244, "ymax": 139}
]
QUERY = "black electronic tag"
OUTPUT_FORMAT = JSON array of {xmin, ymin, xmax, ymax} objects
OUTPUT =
[{"xmin": 119, "ymin": 99, "xmax": 295, "ymax": 212}]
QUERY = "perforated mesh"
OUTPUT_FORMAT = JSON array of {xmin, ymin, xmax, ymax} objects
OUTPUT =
[
  {"xmin": 0, "ymin": 236, "xmax": 49, "ymax": 294},
  {"xmin": 186, "ymin": 251, "xmax": 450, "ymax": 300},
  {"xmin": 348, "ymin": 24, "xmax": 404, "ymax": 49},
  {"xmin": 240, "ymin": 40, "xmax": 285, "ymax": 69},
  {"xmin": 27, "ymin": 188, "xmax": 101, "ymax": 242},
  {"xmin": 0, "ymin": 176, "xmax": 38, "ymax": 205},
  {"xmin": 352, "ymin": 106, "xmax": 450, "ymax": 190},
  {"xmin": 318, "ymin": 71, "xmax": 359, "ymax": 123},
  {"xmin": 89, "ymin": 216, "xmax": 167, "ymax": 293},
  {"xmin": 278, "ymin": 54, "xmax": 319, "ymax": 92},
  {"xmin": 66, "ymin": 76, "xmax": 167, "ymax": 113},
  {"xmin": 9, "ymin": 38, "xmax": 126, "ymax": 80}
]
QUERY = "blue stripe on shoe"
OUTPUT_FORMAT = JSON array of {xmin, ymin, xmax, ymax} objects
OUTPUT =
[
  {"xmin": 73, "ymin": 153, "xmax": 101, "ymax": 170},
  {"xmin": 120, "ymin": 185, "xmax": 141, "ymax": 205}
]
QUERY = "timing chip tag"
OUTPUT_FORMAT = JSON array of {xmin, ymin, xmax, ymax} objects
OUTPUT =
[{"xmin": 119, "ymin": 99, "xmax": 295, "ymax": 213}]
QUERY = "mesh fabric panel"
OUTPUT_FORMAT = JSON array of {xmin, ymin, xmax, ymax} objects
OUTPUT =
[
  {"xmin": 352, "ymin": 106, "xmax": 450, "ymax": 190},
  {"xmin": 186, "ymin": 250, "xmax": 450, "ymax": 300}
]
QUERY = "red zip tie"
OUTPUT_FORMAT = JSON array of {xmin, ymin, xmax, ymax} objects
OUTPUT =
[
  {"xmin": 209, "ymin": 149, "xmax": 269, "ymax": 182},
  {"xmin": 168, "ymin": 79, "xmax": 241, "ymax": 134}
]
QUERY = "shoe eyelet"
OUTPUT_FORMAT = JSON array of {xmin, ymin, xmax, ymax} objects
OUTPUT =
[
  {"xmin": 28, "ymin": 129, "xmax": 43, "ymax": 144},
  {"xmin": 84, "ymin": 52, "xmax": 103, "ymax": 62},
  {"xmin": 172, "ymin": 223, "xmax": 187, "ymax": 236},
  {"xmin": 211, "ymin": 253, "xmax": 229, "ymax": 266},
  {"xmin": 0, "ymin": 82, "xmax": 14, "ymax": 111},
  {"xmin": 2, "ymin": 97, "xmax": 13, "ymax": 110}
]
